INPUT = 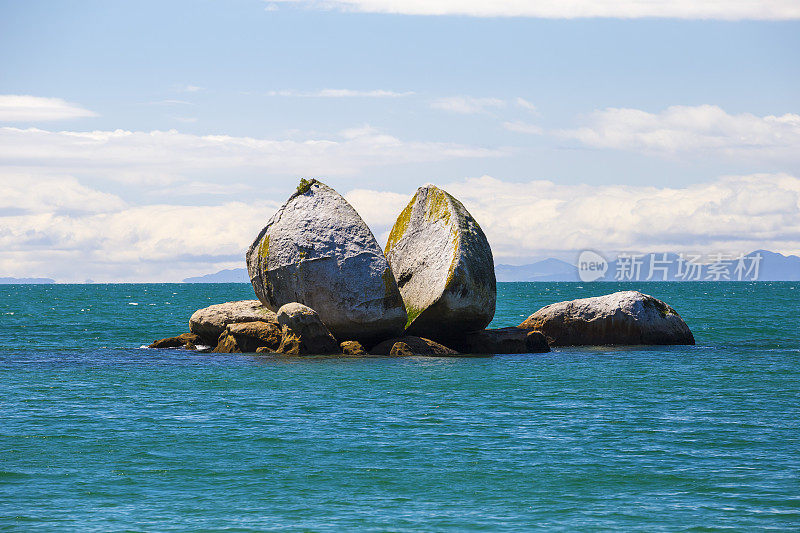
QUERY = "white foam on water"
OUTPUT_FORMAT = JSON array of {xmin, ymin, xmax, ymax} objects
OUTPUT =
[{"xmin": 128, "ymin": 302, "xmax": 138, "ymax": 306}]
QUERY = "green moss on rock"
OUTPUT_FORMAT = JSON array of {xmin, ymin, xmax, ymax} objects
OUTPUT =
[
  {"xmin": 294, "ymin": 178, "xmax": 314, "ymax": 196},
  {"xmin": 385, "ymin": 196, "xmax": 415, "ymax": 253}
]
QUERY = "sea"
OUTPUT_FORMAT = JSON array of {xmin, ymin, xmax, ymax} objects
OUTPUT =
[{"xmin": 1, "ymin": 282, "xmax": 798, "ymax": 531}]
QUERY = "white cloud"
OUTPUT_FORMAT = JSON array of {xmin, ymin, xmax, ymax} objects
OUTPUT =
[
  {"xmin": 0, "ymin": 125, "xmax": 504, "ymax": 183},
  {"xmin": 269, "ymin": 0, "xmax": 800, "ymax": 20},
  {"xmin": 431, "ymin": 96, "xmax": 506, "ymax": 115},
  {"xmin": 0, "ymin": 95, "xmax": 97, "ymax": 122},
  {"xmin": 350, "ymin": 174, "xmax": 800, "ymax": 262},
  {"xmin": 267, "ymin": 89, "xmax": 414, "ymax": 98},
  {"xmin": 142, "ymin": 99, "xmax": 194, "ymax": 106},
  {"xmin": 503, "ymin": 120, "xmax": 543, "ymax": 135},
  {"xmin": 515, "ymin": 97, "xmax": 537, "ymax": 113},
  {"xmin": 3, "ymin": 172, "xmax": 799, "ymax": 281},
  {"xmin": 0, "ymin": 173, "xmax": 126, "ymax": 215},
  {"xmin": 0, "ymin": 172, "xmax": 278, "ymax": 282},
  {"xmin": 560, "ymin": 105, "xmax": 800, "ymax": 162},
  {"xmin": 345, "ymin": 189, "xmax": 410, "ymax": 227}
]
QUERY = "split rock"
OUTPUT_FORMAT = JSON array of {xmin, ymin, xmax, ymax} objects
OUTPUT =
[
  {"xmin": 385, "ymin": 184, "xmax": 495, "ymax": 340},
  {"xmin": 246, "ymin": 179, "xmax": 406, "ymax": 344}
]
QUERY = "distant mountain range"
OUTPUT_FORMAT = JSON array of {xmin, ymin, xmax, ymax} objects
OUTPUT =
[
  {"xmin": 0, "ymin": 277, "xmax": 55, "ymax": 284},
  {"xmin": 182, "ymin": 268, "xmax": 251, "ymax": 283},
  {"xmin": 495, "ymin": 258, "xmax": 578, "ymax": 281},
  {"xmin": 183, "ymin": 250, "xmax": 800, "ymax": 283}
]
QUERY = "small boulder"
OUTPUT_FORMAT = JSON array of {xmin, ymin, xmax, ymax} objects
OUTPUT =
[
  {"xmin": 229, "ymin": 321, "xmax": 282, "ymax": 353},
  {"xmin": 340, "ymin": 341, "xmax": 367, "ymax": 356},
  {"xmin": 276, "ymin": 303, "xmax": 339, "ymax": 355},
  {"xmin": 525, "ymin": 331, "xmax": 550, "ymax": 353},
  {"xmin": 246, "ymin": 179, "xmax": 406, "ymax": 345},
  {"xmin": 519, "ymin": 291, "xmax": 695, "ymax": 346},
  {"xmin": 370, "ymin": 336, "xmax": 458, "ymax": 356},
  {"xmin": 385, "ymin": 184, "xmax": 496, "ymax": 341},
  {"xmin": 212, "ymin": 331, "xmax": 242, "ymax": 353},
  {"xmin": 450, "ymin": 327, "xmax": 551, "ymax": 354},
  {"xmin": 190, "ymin": 300, "xmax": 277, "ymax": 345},
  {"xmin": 148, "ymin": 332, "xmax": 202, "ymax": 349},
  {"xmin": 276, "ymin": 330, "xmax": 302, "ymax": 355}
]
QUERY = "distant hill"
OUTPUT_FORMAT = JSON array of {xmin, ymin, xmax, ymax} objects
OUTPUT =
[
  {"xmin": 592, "ymin": 250, "xmax": 800, "ymax": 282},
  {"xmin": 183, "ymin": 250, "xmax": 800, "ymax": 283},
  {"xmin": 496, "ymin": 258, "xmax": 579, "ymax": 281},
  {"xmin": 182, "ymin": 268, "xmax": 249, "ymax": 283},
  {"xmin": 0, "ymin": 277, "xmax": 55, "ymax": 284}
]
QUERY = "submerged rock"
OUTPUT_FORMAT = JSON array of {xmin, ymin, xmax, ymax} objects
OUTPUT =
[
  {"xmin": 148, "ymin": 332, "xmax": 202, "ymax": 349},
  {"xmin": 385, "ymin": 184, "xmax": 495, "ymax": 341},
  {"xmin": 276, "ymin": 302, "xmax": 339, "ymax": 355},
  {"xmin": 370, "ymin": 336, "xmax": 458, "ymax": 356},
  {"xmin": 450, "ymin": 327, "xmax": 551, "ymax": 354},
  {"xmin": 189, "ymin": 300, "xmax": 277, "ymax": 345},
  {"xmin": 519, "ymin": 291, "xmax": 695, "ymax": 346},
  {"xmin": 246, "ymin": 179, "xmax": 406, "ymax": 344}
]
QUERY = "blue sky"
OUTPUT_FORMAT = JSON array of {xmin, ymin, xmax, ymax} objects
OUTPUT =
[{"xmin": 1, "ymin": 0, "xmax": 799, "ymax": 281}]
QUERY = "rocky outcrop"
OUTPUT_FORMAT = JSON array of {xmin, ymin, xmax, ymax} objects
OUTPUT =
[
  {"xmin": 370, "ymin": 336, "xmax": 458, "ymax": 356},
  {"xmin": 340, "ymin": 341, "xmax": 367, "ymax": 355},
  {"xmin": 148, "ymin": 332, "xmax": 202, "ymax": 349},
  {"xmin": 385, "ymin": 184, "xmax": 496, "ymax": 341},
  {"xmin": 519, "ymin": 291, "xmax": 695, "ymax": 346},
  {"xmin": 275, "ymin": 302, "xmax": 339, "ymax": 355},
  {"xmin": 450, "ymin": 327, "xmax": 551, "ymax": 354},
  {"xmin": 212, "ymin": 321, "xmax": 282, "ymax": 353},
  {"xmin": 246, "ymin": 179, "xmax": 406, "ymax": 344},
  {"xmin": 189, "ymin": 300, "xmax": 277, "ymax": 345}
]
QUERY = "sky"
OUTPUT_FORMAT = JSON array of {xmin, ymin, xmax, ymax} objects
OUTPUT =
[{"xmin": 1, "ymin": 0, "xmax": 799, "ymax": 282}]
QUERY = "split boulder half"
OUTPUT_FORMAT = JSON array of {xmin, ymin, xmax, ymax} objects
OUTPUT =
[
  {"xmin": 246, "ymin": 179, "xmax": 407, "ymax": 344},
  {"xmin": 385, "ymin": 184, "xmax": 496, "ymax": 340},
  {"xmin": 519, "ymin": 290, "xmax": 695, "ymax": 346}
]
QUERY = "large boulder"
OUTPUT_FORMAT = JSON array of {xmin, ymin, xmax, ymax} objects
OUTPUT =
[
  {"xmin": 189, "ymin": 300, "xmax": 277, "ymax": 345},
  {"xmin": 276, "ymin": 303, "xmax": 339, "ymax": 355},
  {"xmin": 246, "ymin": 179, "xmax": 406, "ymax": 345},
  {"xmin": 370, "ymin": 336, "xmax": 458, "ymax": 356},
  {"xmin": 450, "ymin": 327, "xmax": 551, "ymax": 354},
  {"xmin": 519, "ymin": 291, "xmax": 695, "ymax": 346},
  {"xmin": 385, "ymin": 184, "xmax": 495, "ymax": 341}
]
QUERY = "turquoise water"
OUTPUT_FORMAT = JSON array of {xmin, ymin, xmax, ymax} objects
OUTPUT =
[{"xmin": 1, "ymin": 282, "xmax": 799, "ymax": 531}]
